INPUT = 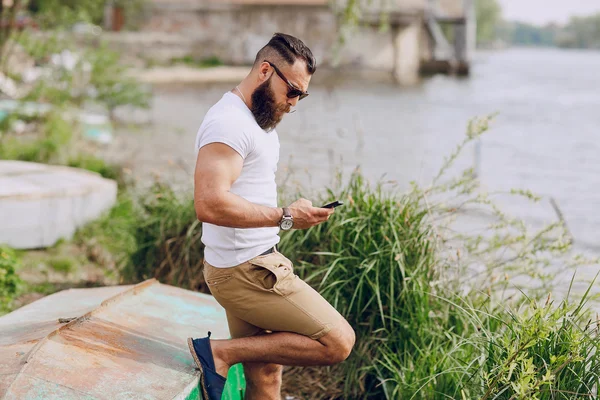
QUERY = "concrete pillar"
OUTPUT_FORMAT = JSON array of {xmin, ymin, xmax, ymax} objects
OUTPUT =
[
  {"xmin": 454, "ymin": 22, "xmax": 468, "ymax": 73},
  {"xmin": 454, "ymin": 0, "xmax": 476, "ymax": 75},
  {"xmin": 466, "ymin": 0, "xmax": 477, "ymax": 62},
  {"xmin": 392, "ymin": 20, "xmax": 422, "ymax": 86}
]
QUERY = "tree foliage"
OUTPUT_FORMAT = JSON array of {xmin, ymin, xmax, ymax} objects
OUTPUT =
[{"xmin": 476, "ymin": 0, "xmax": 502, "ymax": 44}]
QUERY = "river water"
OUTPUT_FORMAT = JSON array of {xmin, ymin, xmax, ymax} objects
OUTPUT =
[{"xmin": 112, "ymin": 47, "xmax": 600, "ymax": 256}]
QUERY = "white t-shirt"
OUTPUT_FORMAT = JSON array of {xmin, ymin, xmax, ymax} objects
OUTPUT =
[{"xmin": 195, "ymin": 92, "xmax": 281, "ymax": 268}]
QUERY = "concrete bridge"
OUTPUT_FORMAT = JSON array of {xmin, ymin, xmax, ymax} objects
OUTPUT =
[{"xmin": 107, "ymin": 0, "xmax": 475, "ymax": 85}]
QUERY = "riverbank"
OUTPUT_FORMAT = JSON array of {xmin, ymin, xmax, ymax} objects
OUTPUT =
[
  {"xmin": 133, "ymin": 65, "xmax": 249, "ymax": 84},
  {"xmin": 131, "ymin": 64, "xmax": 397, "ymax": 85}
]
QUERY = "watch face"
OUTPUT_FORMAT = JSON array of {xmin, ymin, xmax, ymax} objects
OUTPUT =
[{"xmin": 281, "ymin": 219, "xmax": 294, "ymax": 230}]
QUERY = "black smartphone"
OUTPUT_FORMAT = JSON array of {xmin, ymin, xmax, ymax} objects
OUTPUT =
[{"xmin": 322, "ymin": 200, "xmax": 344, "ymax": 209}]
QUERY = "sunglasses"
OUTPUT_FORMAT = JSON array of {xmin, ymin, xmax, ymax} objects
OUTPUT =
[{"xmin": 264, "ymin": 60, "xmax": 309, "ymax": 101}]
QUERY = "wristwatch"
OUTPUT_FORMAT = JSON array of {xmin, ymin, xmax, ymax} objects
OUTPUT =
[{"xmin": 279, "ymin": 207, "xmax": 294, "ymax": 231}]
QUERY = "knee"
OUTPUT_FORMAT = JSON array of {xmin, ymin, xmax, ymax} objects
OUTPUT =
[
  {"xmin": 325, "ymin": 324, "xmax": 356, "ymax": 365},
  {"xmin": 244, "ymin": 363, "xmax": 283, "ymax": 387}
]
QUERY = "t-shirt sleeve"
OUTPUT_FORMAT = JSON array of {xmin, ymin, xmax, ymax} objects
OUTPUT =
[{"xmin": 195, "ymin": 117, "xmax": 254, "ymax": 159}]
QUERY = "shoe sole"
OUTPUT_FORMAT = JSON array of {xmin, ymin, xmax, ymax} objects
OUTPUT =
[{"xmin": 187, "ymin": 337, "xmax": 211, "ymax": 400}]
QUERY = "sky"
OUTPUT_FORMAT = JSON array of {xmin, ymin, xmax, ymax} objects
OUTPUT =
[{"xmin": 497, "ymin": 0, "xmax": 600, "ymax": 25}]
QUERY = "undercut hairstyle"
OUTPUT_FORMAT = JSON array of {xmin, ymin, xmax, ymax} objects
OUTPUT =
[{"xmin": 254, "ymin": 33, "xmax": 316, "ymax": 74}]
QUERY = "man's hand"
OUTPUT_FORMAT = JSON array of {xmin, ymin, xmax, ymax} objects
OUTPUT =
[{"xmin": 287, "ymin": 198, "xmax": 334, "ymax": 229}]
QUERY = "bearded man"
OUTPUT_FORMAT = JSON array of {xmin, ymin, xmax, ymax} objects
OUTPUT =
[{"xmin": 188, "ymin": 33, "xmax": 355, "ymax": 400}]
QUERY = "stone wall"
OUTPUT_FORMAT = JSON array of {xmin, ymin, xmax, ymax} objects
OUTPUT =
[
  {"xmin": 140, "ymin": 2, "xmax": 407, "ymax": 69},
  {"xmin": 143, "ymin": 4, "xmax": 339, "ymax": 66},
  {"xmin": 107, "ymin": 0, "xmax": 438, "ymax": 85}
]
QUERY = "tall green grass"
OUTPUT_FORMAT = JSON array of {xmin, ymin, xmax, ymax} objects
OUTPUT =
[
  {"xmin": 125, "ymin": 184, "xmax": 204, "ymax": 290},
  {"xmin": 481, "ymin": 282, "xmax": 600, "ymax": 399},
  {"xmin": 279, "ymin": 172, "xmax": 485, "ymax": 398},
  {"xmin": 277, "ymin": 170, "xmax": 599, "ymax": 399}
]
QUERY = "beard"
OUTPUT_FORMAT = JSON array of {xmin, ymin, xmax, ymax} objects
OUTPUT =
[{"xmin": 250, "ymin": 77, "xmax": 290, "ymax": 131}]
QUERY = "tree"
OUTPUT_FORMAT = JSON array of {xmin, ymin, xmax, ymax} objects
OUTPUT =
[
  {"xmin": 560, "ymin": 13, "xmax": 600, "ymax": 49},
  {"xmin": 475, "ymin": 0, "xmax": 502, "ymax": 44}
]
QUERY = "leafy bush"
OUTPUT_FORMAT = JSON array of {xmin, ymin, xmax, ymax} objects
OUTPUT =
[
  {"xmin": 78, "ymin": 183, "xmax": 205, "ymax": 290},
  {"xmin": 85, "ymin": 42, "xmax": 151, "ymax": 116},
  {"xmin": 0, "ymin": 31, "xmax": 149, "ymax": 180},
  {"xmin": 15, "ymin": 32, "xmax": 151, "ymax": 114},
  {"xmin": 32, "ymin": 0, "xmax": 148, "ymax": 31},
  {"xmin": 32, "ymin": 0, "xmax": 106, "ymax": 28},
  {"xmin": 76, "ymin": 192, "xmax": 139, "ymax": 270},
  {"xmin": 0, "ymin": 247, "xmax": 21, "ymax": 314},
  {"xmin": 0, "ymin": 111, "xmax": 72, "ymax": 163}
]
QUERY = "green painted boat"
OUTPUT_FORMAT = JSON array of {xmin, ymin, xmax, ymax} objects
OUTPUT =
[{"xmin": 0, "ymin": 279, "xmax": 246, "ymax": 399}]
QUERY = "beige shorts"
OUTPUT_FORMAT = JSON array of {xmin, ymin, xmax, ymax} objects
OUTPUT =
[{"xmin": 203, "ymin": 249, "xmax": 345, "ymax": 340}]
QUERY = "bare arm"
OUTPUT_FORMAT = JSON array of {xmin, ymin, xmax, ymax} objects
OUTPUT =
[
  {"xmin": 194, "ymin": 143, "xmax": 281, "ymax": 228},
  {"xmin": 194, "ymin": 143, "xmax": 333, "ymax": 229}
]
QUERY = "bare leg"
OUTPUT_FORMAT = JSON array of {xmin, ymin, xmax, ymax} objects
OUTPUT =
[
  {"xmin": 243, "ymin": 362, "xmax": 282, "ymax": 400},
  {"xmin": 211, "ymin": 321, "xmax": 355, "ymax": 378}
]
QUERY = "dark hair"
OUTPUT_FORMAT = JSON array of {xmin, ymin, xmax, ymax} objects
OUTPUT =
[{"xmin": 255, "ymin": 33, "xmax": 316, "ymax": 74}]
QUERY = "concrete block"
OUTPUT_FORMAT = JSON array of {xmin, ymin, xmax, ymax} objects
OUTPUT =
[{"xmin": 0, "ymin": 161, "xmax": 117, "ymax": 249}]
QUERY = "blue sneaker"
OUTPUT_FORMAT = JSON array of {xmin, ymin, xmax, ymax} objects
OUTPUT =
[{"xmin": 187, "ymin": 332, "xmax": 227, "ymax": 400}]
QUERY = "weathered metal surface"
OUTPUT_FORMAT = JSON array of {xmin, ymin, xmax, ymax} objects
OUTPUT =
[
  {"xmin": 0, "ymin": 160, "xmax": 117, "ymax": 249},
  {"xmin": 0, "ymin": 279, "xmax": 244, "ymax": 399}
]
